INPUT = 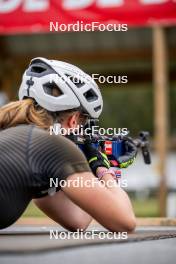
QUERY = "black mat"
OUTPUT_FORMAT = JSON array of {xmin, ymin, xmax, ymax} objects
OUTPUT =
[{"xmin": 0, "ymin": 226, "xmax": 176, "ymax": 254}]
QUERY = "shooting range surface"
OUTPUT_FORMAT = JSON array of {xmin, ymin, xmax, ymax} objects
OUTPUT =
[{"xmin": 0, "ymin": 219, "xmax": 176, "ymax": 264}]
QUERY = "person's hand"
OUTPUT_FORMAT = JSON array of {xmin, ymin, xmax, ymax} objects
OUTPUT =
[
  {"xmin": 117, "ymin": 140, "xmax": 137, "ymax": 168},
  {"xmin": 83, "ymin": 141, "xmax": 110, "ymax": 175}
]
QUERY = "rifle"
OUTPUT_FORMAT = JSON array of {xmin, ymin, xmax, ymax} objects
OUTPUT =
[{"xmin": 68, "ymin": 122, "xmax": 151, "ymax": 178}]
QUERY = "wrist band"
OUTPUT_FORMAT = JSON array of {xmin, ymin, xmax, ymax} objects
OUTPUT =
[{"xmin": 96, "ymin": 168, "xmax": 116, "ymax": 180}]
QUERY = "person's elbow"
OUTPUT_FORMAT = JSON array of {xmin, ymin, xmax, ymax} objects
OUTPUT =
[
  {"xmin": 111, "ymin": 213, "xmax": 136, "ymax": 233},
  {"xmin": 123, "ymin": 215, "xmax": 136, "ymax": 232}
]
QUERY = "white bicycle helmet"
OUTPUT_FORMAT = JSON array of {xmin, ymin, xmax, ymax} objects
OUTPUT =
[{"xmin": 18, "ymin": 57, "xmax": 103, "ymax": 118}]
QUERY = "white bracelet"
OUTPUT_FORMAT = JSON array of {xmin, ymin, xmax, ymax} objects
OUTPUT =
[{"xmin": 96, "ymin": 168, "xmax": 116, "ymax": 180}]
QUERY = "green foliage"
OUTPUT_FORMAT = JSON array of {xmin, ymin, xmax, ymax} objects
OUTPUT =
[
  {"xmin": 99, "ymin": 82, "xmax": 176, "ymax": 137},
  {"xmin": 131, "ymin": 198, "xmax": 159, "ymax": 217},
  {"xmin": 99, "ymin": 83, "xmax": 154, "ymax": 137}
]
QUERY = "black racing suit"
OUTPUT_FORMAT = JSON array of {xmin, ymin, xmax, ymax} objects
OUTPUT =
[{"xmin": 0, "ymin": 125, "xmax": 90, "ymax": 229}]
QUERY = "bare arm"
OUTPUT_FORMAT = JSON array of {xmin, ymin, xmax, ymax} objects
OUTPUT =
[
  {"xmin": 62, "ymin": 171, "xmax": 136, "ymax": 232},
  {"xmin": 34, "ymin": 191, "xmax": 92, "ymax": 231}
]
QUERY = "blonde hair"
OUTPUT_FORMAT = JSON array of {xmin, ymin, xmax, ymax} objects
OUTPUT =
[
  {"xmin": 0, "ymin": 95, "xmax": 87, "ymax": 130},
  {"xmin": 0, "ymin": 99, "xmax": 56, "ymax": 130}
]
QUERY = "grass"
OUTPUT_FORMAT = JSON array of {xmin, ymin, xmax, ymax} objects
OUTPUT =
[
  {"xmin": 22, "ymin": 201, "xmax": 45, "ymax": 217},
  {"xmin": 22, "ymin": 198, "xmax": 159, "ymax": 218}
]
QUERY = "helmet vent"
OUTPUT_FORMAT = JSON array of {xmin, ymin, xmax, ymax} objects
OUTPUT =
[
  {"xmin": 65, "ymin": 74, "xmax": 85, "ymax": 88},
  {"xmin": 26, "ymin": 62, "xmax": 57, "ymax": 77},
  {"xmin": 43, "ymin": 82, "xmax": 63, "ymax": 97},
  {"xmin": 31, "ymin": 66, "xmax": 46, "ymax": 74},
  {"xmin": 84, "ymin": 89, "xmax": 98, "ymax": 102},
  {"xmin": 94, "ymin": 105, "xmax": 101, "ymax": 112}
]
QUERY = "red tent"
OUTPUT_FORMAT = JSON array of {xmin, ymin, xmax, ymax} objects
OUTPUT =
[{"xmin": 0, "ymin": 0, "xmax": 176, "ymax": 34}]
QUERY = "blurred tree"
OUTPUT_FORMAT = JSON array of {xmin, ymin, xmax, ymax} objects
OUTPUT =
[{"xmin": 99, "ymin": 84, "xmax": 154, "ymax": 137}]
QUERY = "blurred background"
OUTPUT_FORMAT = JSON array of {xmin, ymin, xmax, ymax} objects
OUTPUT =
[{"xmin": 0, "ymin": 0, "xmax": 176, "ymax": 218}]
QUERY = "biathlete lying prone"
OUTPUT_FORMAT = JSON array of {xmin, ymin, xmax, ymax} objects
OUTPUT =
[{"xmin": 0, "ymin": 58, "xmax": 136, "ymax": 232}]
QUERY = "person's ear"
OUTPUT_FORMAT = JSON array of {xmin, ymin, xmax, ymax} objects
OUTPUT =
[{"xmin": 67, "ymin": 112, "xmax": 80, "ymax": 128}]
